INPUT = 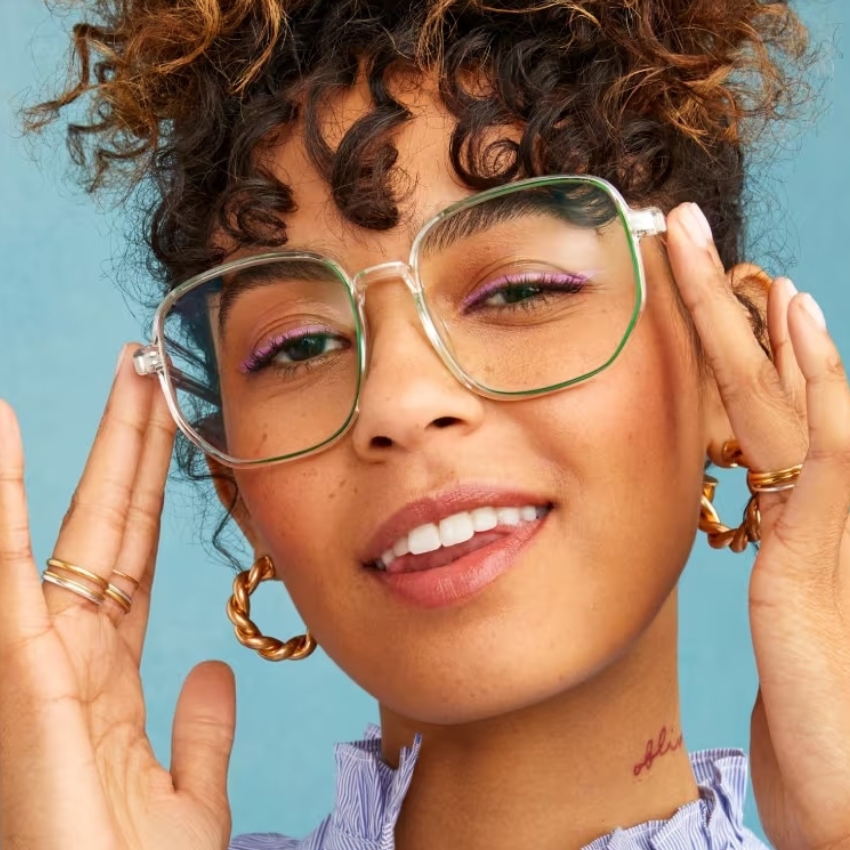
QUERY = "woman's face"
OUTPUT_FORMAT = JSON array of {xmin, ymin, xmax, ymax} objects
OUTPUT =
[{"xmin": 226, "ymin": 77, "xmax": 718, "ymax": 725}]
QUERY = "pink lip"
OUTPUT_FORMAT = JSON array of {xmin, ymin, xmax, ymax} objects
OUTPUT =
[
  {"xmin": 359, "ymin": 483, "xmax": 553, "ymax": 565},
  {"xmin": 370, "ymin": 516, "xmax": 547, "ymax": 608}
]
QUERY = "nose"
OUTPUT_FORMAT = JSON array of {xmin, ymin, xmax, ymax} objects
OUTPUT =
[{"xmin": 349, "ymin": 267, "xmax": 486, "ymax": 460}]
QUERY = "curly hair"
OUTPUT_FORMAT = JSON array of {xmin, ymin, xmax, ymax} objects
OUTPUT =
[{"xmin": 27, "ymin": 0, "xmax": 812, "ymax": 560}]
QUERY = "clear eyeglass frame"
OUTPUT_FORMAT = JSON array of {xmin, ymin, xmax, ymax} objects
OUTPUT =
[{"xmin": 133, "ymin": 174, "xmax": 667, "ymax": 468}]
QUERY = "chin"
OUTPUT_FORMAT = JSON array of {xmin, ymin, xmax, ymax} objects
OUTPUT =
[{"xmin": 351, "ymin": 626, "xmax": 631, "ymax": 727}]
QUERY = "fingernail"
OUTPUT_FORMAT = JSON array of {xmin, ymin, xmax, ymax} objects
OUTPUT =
[
  {"xmin": 682, "ymin": 204, "xmax": 712, "ymax": 247},
  {"xmin": 800, "ymin": 293, "xmax": 827, "ymax": 330},
  {"xmin": 114, "ymin": 346, "xmax": 126, "ymax": 378},
  {"xmin": 778, "ymin": 276, "xmax": 797, "ymax": 296}
]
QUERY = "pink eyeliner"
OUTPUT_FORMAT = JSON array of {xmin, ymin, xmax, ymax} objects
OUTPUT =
[
  {"xmin": 461, "ymin": 271, "xmax": 592, "ymax": 311},
  {"xmin": 240, "ymin": 324, "xmax": 331, "ymax": 373}
]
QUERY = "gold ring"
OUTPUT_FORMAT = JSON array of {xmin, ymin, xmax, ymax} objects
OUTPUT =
[
  {"xmin": 42, "ymin": 570, "xmax": 105, "ymax": 606},
  {"xmin": 46, "ymin": 558, "xmax": 109, "ymax": 592},
  {"xmin": 701, "ymin": 442, "xmax": 805, "ymax": 553},
  {"xmin": 110, "ymin": 570, "xmax": 140, "ymax": 590},
  {"xmin": 105, "ymin": 584, "xmax": 133, "ymax": 613},
  {"xmin": 747, "ymin": 463, "xmax": 804, "ymax": 494}
]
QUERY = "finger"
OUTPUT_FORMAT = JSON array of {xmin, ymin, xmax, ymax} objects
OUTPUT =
[
  {"xmin": 45, "ymin": 345, "xmax": 155, "ymax": 616},
  {"xmin": 171, "ymin": 661, "xmax": 236, "ymax": 815},
  {"xmin": 766, "ymin": 276, "xmax": 807, "ymax": 418},
  {"xmin": 666, "ymin": 204, "xmax": 806, "ymax": 470},
  {"xmin": 777, "ymin": 293, "xmax": 850, "ymax": 550},
  {"xmin": 0, "ymin": 400, "xmax": 51, "ymax": 643},
  {"xmin": 115, "ymin": 388, "xmax": 176, "ymax": 655}
]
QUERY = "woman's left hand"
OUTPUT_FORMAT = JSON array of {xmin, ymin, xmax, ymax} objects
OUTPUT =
[{"xmin": 666, "ymin": 202, "xmax": 850, "ymax": 850}]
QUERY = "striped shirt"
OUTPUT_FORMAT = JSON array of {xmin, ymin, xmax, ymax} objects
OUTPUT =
[{"xmin": 229, "ymin": 724, "xmax": 769, "ymax": 850}]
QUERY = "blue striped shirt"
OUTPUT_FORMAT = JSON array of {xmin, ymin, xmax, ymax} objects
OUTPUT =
[{"xmin": 229, "ymin": 724, "xmax": 769, "ymax": 850}]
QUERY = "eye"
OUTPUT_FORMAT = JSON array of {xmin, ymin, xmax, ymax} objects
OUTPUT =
[
  {"xmin": 241, "ymin": 328, "xmax": 349, "ymax": 374},
  {"xmin": 277, "ymin": 334, "xmax": 345, "ymax": 363},
  {"xmin": 463, "ymin": 272, "xmax": 588, "ymax": 312}
]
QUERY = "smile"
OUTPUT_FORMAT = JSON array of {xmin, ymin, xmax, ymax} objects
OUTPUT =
[{"xmin": 373, "ymin": 504, "xmax": 550, "ymax": 571}]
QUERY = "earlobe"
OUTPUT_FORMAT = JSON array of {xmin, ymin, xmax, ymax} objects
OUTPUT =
[{"xmin": 703, "ymin": 387, "xmax": 736, "ymax": 470}]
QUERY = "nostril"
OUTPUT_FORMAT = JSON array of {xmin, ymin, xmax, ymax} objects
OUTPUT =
[
  {"xmin": 432, "ymin": 416, "xmax": 461, "ymax": 429},
  {"xmin": 370, "ymin": 435, "xmax": 393, "ymax": 449}
]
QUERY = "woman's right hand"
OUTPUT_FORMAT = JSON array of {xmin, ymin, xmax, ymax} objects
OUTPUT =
[{"xmin": 0, "ymin": 345, "xmax": 236, "ymax": 850}]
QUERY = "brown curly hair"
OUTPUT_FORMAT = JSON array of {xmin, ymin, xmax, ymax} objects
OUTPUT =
[
  {"xmin": 30, "ymin": 0, "xmax": 810, "ymax": 278},
  {"xmin": 27, "ymin": 0, "xmax": 812, "ymax": 559}
]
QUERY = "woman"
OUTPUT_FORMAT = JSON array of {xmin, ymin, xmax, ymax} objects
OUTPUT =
[{"xmin": 1, "ymin": 1, "xmax": 849, "ymax": 849}]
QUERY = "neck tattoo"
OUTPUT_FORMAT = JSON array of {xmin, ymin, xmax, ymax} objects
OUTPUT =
[{"xmin": 633, "ymin": 725, "xmax": 684, "ymax": 777}]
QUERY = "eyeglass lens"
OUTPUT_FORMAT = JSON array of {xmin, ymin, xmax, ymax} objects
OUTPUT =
[{"xmin": 161, "ymin": 180, "xmax": 640, "ymax": 463}]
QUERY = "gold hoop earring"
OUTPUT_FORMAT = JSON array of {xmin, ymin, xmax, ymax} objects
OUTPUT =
[
  {"xmin": 699, "ymin": 475, "xmax": 760, "ymax": 553},
  {"xmin": 226, "ymin": 554, "xmax": 317, "ymax": 661},
  {"xmin": 699, "ymin": 439, "xmax": 803, "ymax": 553}
]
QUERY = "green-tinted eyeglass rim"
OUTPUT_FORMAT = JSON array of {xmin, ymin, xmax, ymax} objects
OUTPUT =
[{"xmin": 133, "ymin": 174, "xmax": 665, "ymax": 469}]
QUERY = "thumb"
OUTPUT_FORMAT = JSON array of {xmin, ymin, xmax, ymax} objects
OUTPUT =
[{"xmin": 171, "ymin": 660, "xmax": 236, "ymax": 811}]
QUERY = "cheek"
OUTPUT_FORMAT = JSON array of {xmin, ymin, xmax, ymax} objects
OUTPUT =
[
  {"xmin": 232, "ymin": 294, "xmax": 710, "ymax": 724},
  {"xmin": 523, "ymin": 293, "xmax": 703, "ymax": 492},
  {"xmin": 234, "ymin": 460, "xmax": 363, "ymax": 604}
]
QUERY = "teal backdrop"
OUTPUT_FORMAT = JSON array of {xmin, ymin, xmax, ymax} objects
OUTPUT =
[{"xmin": 1, "ymin": 2, "xmax": 847, "ymax": 844}]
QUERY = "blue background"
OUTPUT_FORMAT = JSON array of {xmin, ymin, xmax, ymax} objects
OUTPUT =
[{"xmin": 1, "ymin": 1, "xmax": 847, "ymax": 844}]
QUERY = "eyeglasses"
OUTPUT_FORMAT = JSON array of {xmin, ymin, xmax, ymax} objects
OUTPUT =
[{"xmin": 133, "ymin": 175, "xmax": 666, "ymax": 467}]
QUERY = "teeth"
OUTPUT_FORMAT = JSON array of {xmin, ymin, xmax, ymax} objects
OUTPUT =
[
  {"xmin": 497, "ymin": 507, "xmax": 521, "ymax": 526},
  {"xmin": 439, "ymin": 512, "xmax": 475, "ymax": 547},
  {"xmin": 374, "ymin": 504, "xmax": 547, "ymax": 568},
  {"xmin": 408, "ymin": 524, "xmax": 442, "ymax": 555},
  {"xmin": 471, "ymin": 506, "xmax": 498, "ymax": 531}
]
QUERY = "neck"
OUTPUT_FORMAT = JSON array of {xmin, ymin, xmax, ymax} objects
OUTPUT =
[{"xmin": 381, "ymin": 590, "xmax": 699, "ymax": 850}]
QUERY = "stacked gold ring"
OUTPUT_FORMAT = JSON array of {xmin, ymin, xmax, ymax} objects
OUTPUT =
[
  {"xmin": 42, "ymin": 570, "xmax": 105, "ymax": 607},
  {"xmin": 700, "ymin": 440, "xmax": 804, "ymax": 551},
  {"xmin": 42, "ymin": 558, "xmax": 136, "ymax": 613},
  {"xmin": 747, "ymin": 464, "xmax": 803, "ymax": 494}
]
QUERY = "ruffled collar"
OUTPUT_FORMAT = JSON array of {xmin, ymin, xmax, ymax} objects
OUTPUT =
[{"xmin": 325, "ymin": 724, "xmax": 759, "ymax": 850}]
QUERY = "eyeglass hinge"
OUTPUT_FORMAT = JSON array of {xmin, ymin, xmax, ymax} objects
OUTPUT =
[
  {"xmin": 628, "ymin": 208, "xmax": 667, "ymax": 240},
  {"xmin": 133, "ymin": 345, "xmax": 164, "ymax": 377}
]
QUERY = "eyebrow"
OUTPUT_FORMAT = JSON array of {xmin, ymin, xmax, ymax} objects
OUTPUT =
[
  {"xmin": 415, "ymin": 189, "xmax": 614, "ymax": 257},
  {"xmin": 211, "ymin": 190, "xmax": 608, "ymax": 331},
  {"xmin": 216, "ymin": 258, "xmax": 343, "ymax": 337},
  {"xmin": 416, "ymin": 195, "xmax": 533, "ymax": 258}
]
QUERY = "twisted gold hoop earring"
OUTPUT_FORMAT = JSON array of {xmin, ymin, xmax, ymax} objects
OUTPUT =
[
  {"xmin": 226, "ymin": 555, "xmax": 317, "ymax": 661},
  {"xmin": 699, "ymin": 440, "xmax": 803, "ymax": 553}
]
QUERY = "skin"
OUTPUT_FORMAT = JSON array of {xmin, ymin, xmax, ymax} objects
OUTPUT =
[
  {"xmin": 1, "ymin": 72, "xmax": 850, "ymax": 850},
  {"xmin": 218, "ymin": 80, "xmax": 723, "ymax": 848}
]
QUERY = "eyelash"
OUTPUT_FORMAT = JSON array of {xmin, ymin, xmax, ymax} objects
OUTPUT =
[
  {"xmin": 241, "ymin": 329, "xmax": 349, "ymax": 375},
  {"xmin": 462, "ymin": 272, "xmax": 589, "ymax": 313}
]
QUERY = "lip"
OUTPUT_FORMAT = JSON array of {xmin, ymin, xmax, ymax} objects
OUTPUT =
[
  {"xmin": 370, "ymin": 514, "xmax": 547, "ymax": 608},
  {"xmin": 359, "ymin": 483, "xmax": 553, "ymax": 565}
]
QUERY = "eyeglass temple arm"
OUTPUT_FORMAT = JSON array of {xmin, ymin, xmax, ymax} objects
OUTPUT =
[
  {"xmin": 133, "ymin": 342, "xmax": 221, "ymax": 407},
  {"xmin": 168, "ymin": 367, "xmax": 221, "ymax": 406}
]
